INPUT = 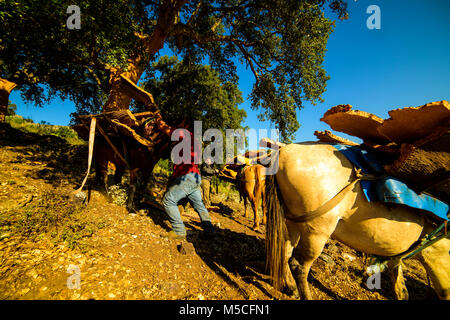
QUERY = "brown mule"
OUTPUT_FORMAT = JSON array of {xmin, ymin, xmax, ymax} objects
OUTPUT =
[
  {"xmin": 220, "ymin": 164, "xmax": 267, "ymax": 230},
  {"xmin": 93, "ymin": 134, "xmax": 167, "ymax": 211},
  {"xmin": 239, "ymin": 164, "xmax": 267, "ymax": 231}
]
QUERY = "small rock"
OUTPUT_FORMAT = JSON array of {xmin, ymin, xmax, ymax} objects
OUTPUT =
[
  {"xmin": 177, "ymin": 241, "xmax": 195, "ymax": 255},
  {"xmin": 107, "ymin": 293, "xmax": 116, "ymax": 299},
  {"xmin": 342, "ymin": 253, "xmax": 356, "ymax": 262},
  {"xmin": 26, "ymin": 269, "xmax": 39, "ymax": 279},
  {"xmin": 19, "ymin": 288, "xmax": 30, "ymax": 295},
  {"xmin": 318, "ymin": 253, "xmax": 335, "ymax": 267},
  {"xmin": 71, "ymin": 191, "xmax": 86, "ymax": 203},
  {"xmin": 0, "ymin": 232, "xmax": 11, "ymax": 241},
  {"xmin": 71, "ymin": 292, "xmax": 81, "ymax": 300}
]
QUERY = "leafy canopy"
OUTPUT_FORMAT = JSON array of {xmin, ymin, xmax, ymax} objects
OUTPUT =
[
  {"xmin": 6, "ymin": 100, "xmax": 17, "ymax": 116},
  {"xmin": 1, "ymin": 0, "xmax": 347, "ymax": 140},
  {"xmin": 137, "ymin": 56, "xmax": 245, "ymax": 131},
  {"xmin": 0, "ymin": 0, "xmax": 145, "ymax": 110}
]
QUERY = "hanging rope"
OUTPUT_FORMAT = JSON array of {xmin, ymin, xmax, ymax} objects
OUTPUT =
[{"xmin": 73, "ymin": 117, "xmax": 97, "ymax": 195}]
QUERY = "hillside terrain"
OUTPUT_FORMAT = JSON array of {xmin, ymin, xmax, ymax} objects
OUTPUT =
[{"xmin": 0, "ymin": 119, "xmax": 437, "ymax": 300}]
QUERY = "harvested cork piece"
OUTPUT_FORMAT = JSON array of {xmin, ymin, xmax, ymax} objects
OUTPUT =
[
  {"xmin": 378, "ymin": 101, "xmax": 450, "ymax": 144},
  {"xmin": 314, "ymin": 130, "xmax": 359, "ymax": 146},
  {"xmin": 320, "ymin": 105, "xmax": 389, "ymax": 143},
  {"xmin": 384, "ymin": 129, "xmax": 450, "ymax": 201}
]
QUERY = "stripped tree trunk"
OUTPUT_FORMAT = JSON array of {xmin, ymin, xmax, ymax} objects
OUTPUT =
[
  {"xmin": 102, "ymin": 0, "xmax": 187, "ymax": 113},
  {"xmin": 0, "ymin": 78, "xmax": 17, "ymax": 122}
]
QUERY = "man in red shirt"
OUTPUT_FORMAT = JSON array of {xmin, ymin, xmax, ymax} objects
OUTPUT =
[{"xmin": 154, "ymin": 113, "xmax": 216, "ymax": 240}]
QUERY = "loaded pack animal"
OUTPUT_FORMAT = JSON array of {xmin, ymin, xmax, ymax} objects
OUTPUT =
[
  {"xmin": 72, "ymin": 74, "xmax": 179, "ymax": 212},
  {"xmin": 94, "ymin": 117, "xmax": 194, "ymax": 211},
  {"xmin": 219, "ymin": 154, "xmax": 267, "ymax": 231},
  {"xmin": 265, "ymin": 142, "xmax": 450, "ymax": 300},
  {"xmin": 93, "ymin": 132, "xmax": 168, "ymax": 211},
  {"xmin": 72, "ymin": 111, "xmax": 172, "ymax": 212}
]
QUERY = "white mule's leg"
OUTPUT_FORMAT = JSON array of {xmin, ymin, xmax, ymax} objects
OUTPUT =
[
  {"xmin": 415, "ymin": 237, "xmax": 450, "ymax": 300},
  {"xmin": 282, "ymin": 219, "xmax": 301, "ymax": 297},
  {"xmin": 388, "ymin": 258, "xmax": 409, "ymax": 300},
  {"xmin": 289, "ymin": 229, "xmax": 330, "ymax": 300}
]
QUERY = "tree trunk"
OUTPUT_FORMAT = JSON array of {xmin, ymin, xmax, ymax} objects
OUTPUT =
[
  {"xmin": 102, "ymin": 63, "xmax": 143, "ymax": 113},
  {"xmin": 0, "ymin": 78, "xmax": 17, "ymax": 122},
  {"xmin": 102, "ymin": 0, "xmax": 187, "ymax": 113}
]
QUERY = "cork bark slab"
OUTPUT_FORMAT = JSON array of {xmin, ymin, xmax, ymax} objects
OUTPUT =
[
  {"xmin": 378, "ymin": 101, "xmax": 450, "ymax": 144},
  {"xmin": 320, "ymin": 105, "xmax": 389, "ymax": 143},
  {"xmin": 314, "ymin": 130, "xmax": 359, "ymax": 146},
  {"xmin": 384, "ymin": 130, "xmax": 450, "ymax": 201}
]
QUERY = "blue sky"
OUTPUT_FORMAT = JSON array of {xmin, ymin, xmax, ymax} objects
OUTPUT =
[
  {"xmin": 242, "ymin": 0, "xmax": 450, "ymax": 143},
  {"xmin": 11, "ymin": 0, "xmax": 450, "ymax": 145}
]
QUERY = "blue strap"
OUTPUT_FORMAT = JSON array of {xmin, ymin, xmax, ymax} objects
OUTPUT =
[{"xmin": 330, "ymin": 144, "xmax": 449, "ymax": 221}]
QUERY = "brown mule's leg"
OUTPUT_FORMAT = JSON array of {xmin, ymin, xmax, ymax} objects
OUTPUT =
[
  {"xmin": 134, "ymin": 170, "xmax": 150, "ymax": 207},
  {"xmin": 247, "ymin": 192, "xmax": 260, "ymax": 230},
  {"xmin": 94, "ymin": 158, "xmax": 109, "ymax": 195},
  {"xmin": 260, "ymin": 182, "xmax": 266, "ymax": 225},
  {"xmin": 113, "ymin": 165, "xmax": 125, "ymax": 185},
  {"xmin": 126, "ymin": 168, "xmax": 139, "ymax": 212},
  {"xmin": 243, "ymin": 195, "xmax": 249, "ymax": 218},
  {"xmin": 240, "ymin": 181, "xmax": 251, "ymax": 219},
  {"xmin": 250, "ymin": 196, "xmax": 259, "ymax": 230}
]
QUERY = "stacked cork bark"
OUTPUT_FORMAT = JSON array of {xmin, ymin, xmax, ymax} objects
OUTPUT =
[{"xmin": 315, "ymin": 101, "xmax": 450, "ymax": 202}]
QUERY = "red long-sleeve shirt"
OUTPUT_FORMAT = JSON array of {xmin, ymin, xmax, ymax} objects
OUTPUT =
[{"xmin": 170, "ymin": 128, "xmax": 201, "ymax": 179}]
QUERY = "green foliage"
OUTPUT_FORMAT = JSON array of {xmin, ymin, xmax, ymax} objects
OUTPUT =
[
  {"xmin": 6, "ymin": 115, "xmax": 84, "ymax": 145},
  {"xmin": 0, "ymin": 0, "xmax": 149, "ymax": 112},
  {"xmin": 1, "ymin": 0, "xmax": 348, "ymax": 140},
  {"xmin": 136, "ymin": 56, "xmax": 247, "ymax": 159},
  {"xmin": 6, "ymin": 100, "xmax": 16, "ymax": 116},
  {"xmin": 152, "ymin": 158, "xmax": 172, "ymax": 178},
  {"xmin": 137, "ymin": 56, "xmax": 246, "ymax": 131},
  {"xmin": 172, "ymin": 0, "xmax": 345, "ymax": 140}
]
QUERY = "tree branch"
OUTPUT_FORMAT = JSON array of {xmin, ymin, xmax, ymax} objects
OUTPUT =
[
  {"xmin": 171, "ymin": 23, "xmax": 257, "ymax": 47},
  {"xmin": 235, "ymin": 42, "xmax": 259, "ymax": 82},
  {"xmin": 86, "ymin": 67, "xmax": 109, "ymax": 93},
  {"xmin": 187, "ymin": 0, "xmax": 203, "ymax": 26},
  {"xmin": 171, "ymin": 22, "xmax": 272, "ymax": 82}
]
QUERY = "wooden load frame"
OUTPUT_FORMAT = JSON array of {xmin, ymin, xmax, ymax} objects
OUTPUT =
[{"xmin": 71, "ymin": 75, "xmax": 169, "ymax": 194}]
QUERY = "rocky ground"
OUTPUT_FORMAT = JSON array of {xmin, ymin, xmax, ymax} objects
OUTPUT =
[{"xmin": 0, "ymin": 123, "xmax": 438, "ymax": 300}]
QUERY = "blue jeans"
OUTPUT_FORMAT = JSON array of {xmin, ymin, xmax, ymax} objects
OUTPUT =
[{"xmin": 162, "ymin": 172, "xmax": 213, "ymax": 236}]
